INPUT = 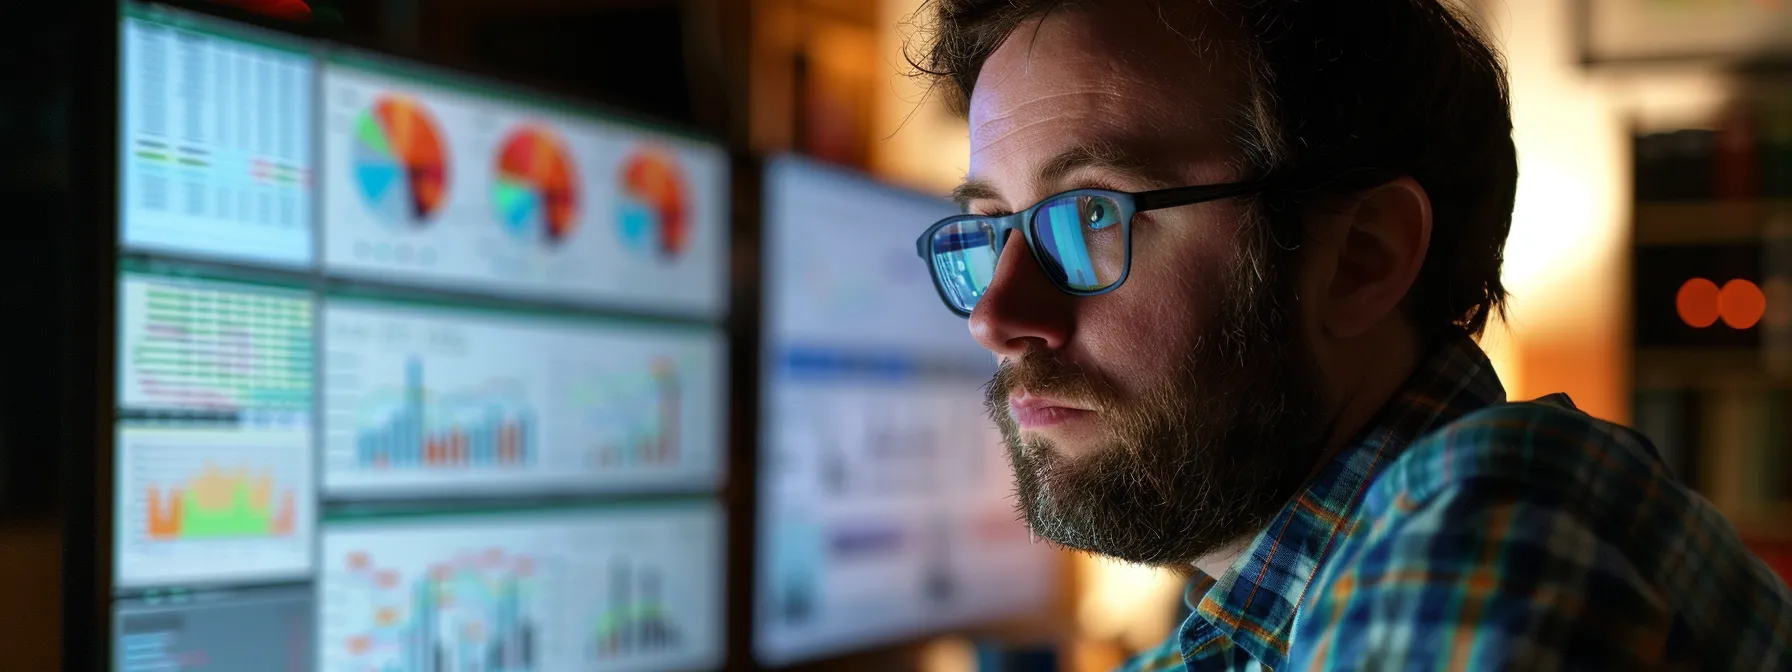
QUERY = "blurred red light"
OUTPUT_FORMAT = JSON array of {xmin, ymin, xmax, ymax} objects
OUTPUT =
[{"xmin": 1677, "ymin": 277, "xmax": 1722, "ymax": 328}]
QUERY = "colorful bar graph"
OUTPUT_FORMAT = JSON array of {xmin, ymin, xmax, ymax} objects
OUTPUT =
[
  {"xmin": 341, "ymin": 550, "xmax": 536, "ymax": 672},
  {"xmin": 144, "ymin": 465, "xmax": 297, "ymax": 540},
  {"xmin": 589, "ymin": 561, "xmax": 680, "ymax": 660},
  {"xmin": 355, "ymin": 358, "xmax": 534, "ymax": 470}
]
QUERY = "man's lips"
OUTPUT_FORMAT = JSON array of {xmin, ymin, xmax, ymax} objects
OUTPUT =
[{"xmin": 1008, "ymin": 393, "xmax": 1095, "ymax": 430}]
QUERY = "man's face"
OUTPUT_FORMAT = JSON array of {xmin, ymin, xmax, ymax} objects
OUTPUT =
[{"xmin": 964, "ymin": 5, "xmax": 1326, "ymax": 565}]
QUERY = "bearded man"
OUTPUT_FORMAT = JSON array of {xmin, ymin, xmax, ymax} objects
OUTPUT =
[{"xmin": 907, "ymin": 1, "xmax": 1792, "ymax": 668}]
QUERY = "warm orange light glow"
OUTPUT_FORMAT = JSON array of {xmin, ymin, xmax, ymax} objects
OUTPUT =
[
  {"xmin": 1678, "ymin": 278, "xmax": 1722, "ymax": 328},
  {"xmin": 1721, "ymin": 279, "xmax": 1767, "ymax": 329}
]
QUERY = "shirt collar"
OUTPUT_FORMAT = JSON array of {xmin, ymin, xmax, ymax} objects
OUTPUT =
[{"xmin": 1177, "ymin": 334, "xmax": 1507, "ymax": 669}]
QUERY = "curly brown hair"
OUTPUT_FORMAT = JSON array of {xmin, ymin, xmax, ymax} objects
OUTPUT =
[{"xmin": 909, "ymin": 0, "xmax": 1516, "ymax": 338}]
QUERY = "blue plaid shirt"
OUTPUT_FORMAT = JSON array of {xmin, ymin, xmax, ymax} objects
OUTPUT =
[{"xmin": 1118, "ymin": 336, "xmax": 1792, "ymax": 671}]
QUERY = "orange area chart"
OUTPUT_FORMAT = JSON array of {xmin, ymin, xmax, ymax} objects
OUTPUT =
[{"xmin": 146, "ymin": 464, "xmax": 297, "ymax": 540}]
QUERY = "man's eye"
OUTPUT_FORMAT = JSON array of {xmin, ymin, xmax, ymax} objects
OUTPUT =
[{"xmin": 1081, "ymin": 197, "xmax": 1120, "ymax": 229}]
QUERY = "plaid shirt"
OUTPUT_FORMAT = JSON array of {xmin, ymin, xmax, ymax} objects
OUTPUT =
[{"xmin": 1118, "ymin": 336, "xmax": 1792, "ymax": 671}]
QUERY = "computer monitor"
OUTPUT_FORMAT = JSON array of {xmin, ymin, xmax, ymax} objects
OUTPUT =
[
  {"xmin": 108, "ymin": 4, "xmax": 729, "ymax": 670},
  {"xmin": 753, "ymin": 156, "xmax": 1060, "ymax": 666}
]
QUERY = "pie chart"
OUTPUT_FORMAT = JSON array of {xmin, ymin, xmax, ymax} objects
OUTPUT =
[
  {"xmin": 615, "ymin": 147, "xmax": 690, "ymax": 260},
  {"xmin": 492, "ymin": 126, "xmax": 579, "ymax": 246},
  {"xmin": 353, "ymin": 95, "xmax": 448, "ymax": 227}
]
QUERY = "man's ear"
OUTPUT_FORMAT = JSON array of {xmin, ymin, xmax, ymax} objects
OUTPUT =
[{"xmin": 1318, "ymin": 176, "xmax": 1432, "ymax": 339}]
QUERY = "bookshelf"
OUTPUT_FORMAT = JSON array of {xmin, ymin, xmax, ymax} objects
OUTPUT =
[{"xmin": 1631, "ymin": 90, "xmax": 1792, "ymax": 576}]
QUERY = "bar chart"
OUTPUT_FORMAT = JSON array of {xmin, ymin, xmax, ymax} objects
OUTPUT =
[
  {"xmin": 116, "ymin": 426, "xmax": 314, "ymax": 588},
  {"xmin": 353, "ymin": 358, "xmax": 536, "ymax": 471},
  {"xmin": 319, "ymin": 505, "xmax": 723, "ymax": 672},
  {"xmin": 588, "ymin": 560, "xmax": 682, "ymax": 660},
  {"xmin": 333, "ymin": 547, "xmax": 537, "ymax": 672},
  {"xmin": 323, "ymin": 300, "xmax": 723, "ymax": 498}
]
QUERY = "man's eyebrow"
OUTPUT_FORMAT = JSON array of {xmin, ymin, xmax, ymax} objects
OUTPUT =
[
  {"xmin": 950, "ymin": 179, "xmax": 1002, "ymax": 210},
  {"xmin": 949, "ymin": 140, "xmax": 1158, "ymax": 210},
  {"xmin": 1035, "ymin": 140, "xmax": 1150, "ymax": 191}
]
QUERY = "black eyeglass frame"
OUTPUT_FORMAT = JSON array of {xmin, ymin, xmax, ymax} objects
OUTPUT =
[{"xmin": 914, "ymin": 179, "xmax": 1271, "ymax": 318}]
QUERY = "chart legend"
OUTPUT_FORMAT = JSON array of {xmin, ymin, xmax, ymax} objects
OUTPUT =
[{"xmin": 113, "ymin": 586, "xmax": 314, "ymax": 672}]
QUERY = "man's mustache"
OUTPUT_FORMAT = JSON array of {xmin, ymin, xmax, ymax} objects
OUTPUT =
[{"xmin": 984, "ymin": 350, "xmax": 1116, "ymax": 414}]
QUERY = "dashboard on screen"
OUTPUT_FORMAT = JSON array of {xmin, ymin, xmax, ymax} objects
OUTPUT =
[
  {"xmin": 753, "ymin": 157, "xmax": 1059, "ymax": 666},
  {"xmin": 110, "ymin": 4, "xmax": 729, "ymax": 671}
]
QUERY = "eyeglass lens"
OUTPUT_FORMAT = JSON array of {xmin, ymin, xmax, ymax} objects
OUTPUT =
[{"xmin": 928, "ymin": 193, "xmax": 1126, "ymax": 313}]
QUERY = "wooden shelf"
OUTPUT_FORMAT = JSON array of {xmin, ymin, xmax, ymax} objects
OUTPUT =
[
  {"xmin": 1634, "ymin": 200, "xmax": 1792, "ymax": 246},
  {"xmin": 1634, "ymin": 348, "xmax": 1780, "ymax": 390}
]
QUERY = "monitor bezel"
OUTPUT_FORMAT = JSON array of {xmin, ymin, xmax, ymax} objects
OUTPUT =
[{"xmin": 65, "ymin": 0, "xmax": 122, "ymax": 666}]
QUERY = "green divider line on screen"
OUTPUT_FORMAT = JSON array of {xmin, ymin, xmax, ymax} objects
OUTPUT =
[
  {"xmin": 321, "ymin": 284, "xmax": 719, "ymax": 334},
  {"xmin": 320, "ymin": 496, "xmax": 717, "ymax": 525},
  {"xmin": 121, "ymin": 257, "xmax": 315, "ymax": 294}
]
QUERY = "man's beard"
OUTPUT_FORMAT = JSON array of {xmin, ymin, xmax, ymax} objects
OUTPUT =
[{"xmin": 986, "ymin": 250, "xmax": 1327, "ymax": 567}]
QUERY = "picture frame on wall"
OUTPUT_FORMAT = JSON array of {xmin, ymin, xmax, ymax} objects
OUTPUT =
[{"xmin": 1579, "ymin": 0, "xmax": 1792, "ymax": 67}]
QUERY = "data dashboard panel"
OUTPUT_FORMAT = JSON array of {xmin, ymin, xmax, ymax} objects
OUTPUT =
[
  {"xmin": 318, "ymin": 58, "xmax": 729, "ymax": 318},
  {"xmin": 113, "ymin": 586, "xmax": 313, "ymax": 672},
  {"xmin": 109, "ymin": 6, "xmax": 732, "ymax": 672},
  {"xmin": 119, "ymin": 14, "xmax": 314, "ymax": 267},
  {"xmin": 754, "ymin": 157, "xmax": 1059, "ymax": 665},
  {"xmin": 114, "ymin": 268, "xmax": 316, "ymax": 589},
  {"xmin": 317, "ymin": 504, "xmax": 725, "ymax": 672},
  {"xmin": 321, "ymin": 297, "xmax": 725, "ymax": 498}
]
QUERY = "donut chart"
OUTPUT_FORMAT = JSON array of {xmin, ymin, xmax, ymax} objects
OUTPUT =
[
  {"xmin": 616, "ymin": 147, "xmax": 691, "ymax": 260},
  {"xmin": 353, "ymin": 96, "xmax": 448, "ymax": 227},
  {"xmin": 493, "ymin": 126, "xmax": 580, "ymax": 246}
]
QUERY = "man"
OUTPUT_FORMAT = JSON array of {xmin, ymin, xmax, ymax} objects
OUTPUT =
[{"xmin": 908, "ymin": 0, "xmax": 1792, "ymax": 669}]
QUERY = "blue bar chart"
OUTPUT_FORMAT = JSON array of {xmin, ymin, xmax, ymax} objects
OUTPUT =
[
  {"xmin": 319, "ymin": 505, "xmax": 724, "ymax": 672},
  {"xmin": 353, "ymin": 358, "xmax": 536, "ymax": 471},
  {"xmin": 322, "ymin": 299, "xmax": 723, "ymax": 498}
]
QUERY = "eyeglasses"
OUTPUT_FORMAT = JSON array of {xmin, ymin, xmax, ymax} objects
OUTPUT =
[{"xmin": 915, "ymin": 180, "xmax": 1270, "ymax": 317}]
